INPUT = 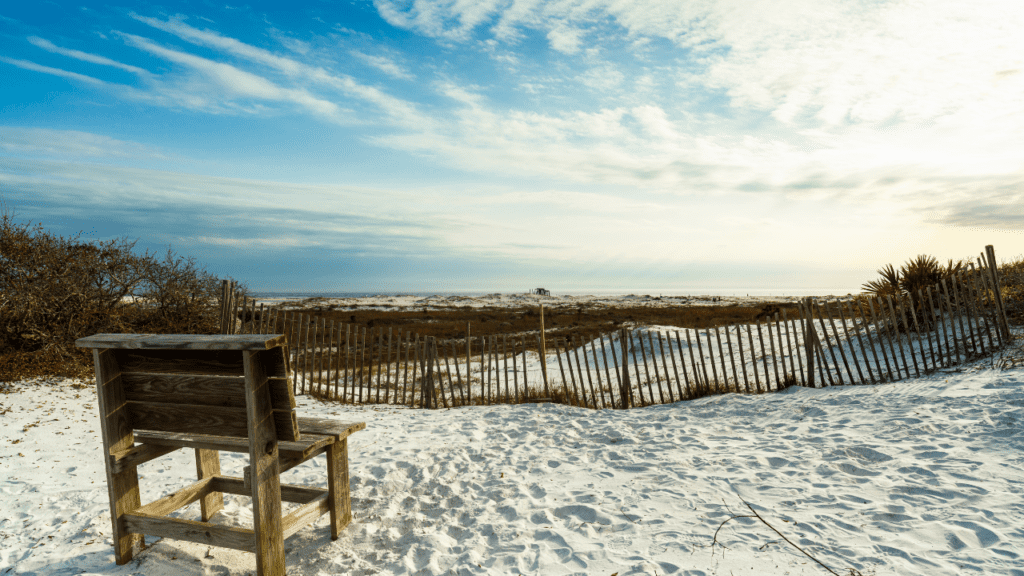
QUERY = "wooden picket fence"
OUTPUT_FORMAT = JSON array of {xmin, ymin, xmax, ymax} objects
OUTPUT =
[{"xmin": 219, "ymin": 245, "xmax": 1012, "ymax": 410}]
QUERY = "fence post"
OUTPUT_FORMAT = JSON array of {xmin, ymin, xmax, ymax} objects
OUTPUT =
[
  {"xmin": 620, "ymin": 328, "xmax": 631, "ymax": 409},
  {"xmin": 539, "ymin": 305, "xmax": 550, "ymax": 397},
  {"xmin": 803, "ymin": 297, "xmax": 816, "ymax": 388},
  {"xmin": 423, "ymin": 338, "xmax": 436, "ymax": 409},
  {"xmin": 985, "ymin": 245, "xmax": 1011, "ymax": 340},
  {"xmin": 219, "ymin": 280, "xmax": 229, "ymax": 334},
  {"xmin": 230, "ymin": 288, "xmax": 241, "ymax": 335}
]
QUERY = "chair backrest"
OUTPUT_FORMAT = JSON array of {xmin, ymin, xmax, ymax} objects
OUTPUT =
[{"xmin": 77, "ymin": 334, "xmax": 300, "ymax": 442}]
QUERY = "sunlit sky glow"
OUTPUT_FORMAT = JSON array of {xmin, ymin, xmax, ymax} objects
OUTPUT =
[{"xmin": 2, "ymin": 0, "xmax": 1022, "ymax": 293}]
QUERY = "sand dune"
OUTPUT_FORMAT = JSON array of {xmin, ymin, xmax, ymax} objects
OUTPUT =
[{"xmin": 258, "ymin": 292, "xmax": 856, "ymax": 312}]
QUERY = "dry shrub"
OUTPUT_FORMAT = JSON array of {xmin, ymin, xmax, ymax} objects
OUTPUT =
[
  {"xmin": 999, "ymin": 256, "xmax": 1024, "ymax": 326},
  {"xmin": 0, "ymin": 207, "xmax": 227, "ymax": 381}
]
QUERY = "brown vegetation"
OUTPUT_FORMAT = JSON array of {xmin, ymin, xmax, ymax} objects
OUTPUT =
[
  {"xmin": 1000, "ymin": 256, "xmax": 1024, "ymax": 325},
  {"xmin": 0, "ymin": 205, "xmax": 231, "ymax": 381},
  {"xmin": 267, "ymin": 301, "xmax": 805, "ymax": 354}
]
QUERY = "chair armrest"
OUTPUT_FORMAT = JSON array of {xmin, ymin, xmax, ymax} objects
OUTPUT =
[{"xmin": 296, "ymin": 418, "xmax": 366, "ymax": 441}]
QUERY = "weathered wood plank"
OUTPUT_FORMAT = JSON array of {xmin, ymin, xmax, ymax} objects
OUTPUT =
[
  {"xmin": 765, "ymin": 317, "xmax": 781, "ymax": 390},
  {"xmin": 782, "ymin": 310, "xmax": 804, "ymax": 383},
  {"xmin": 978, "ymin": 254, "xmax": 1005, "ymax": 346},
  {"xmin": 135, "ymin": 476, "xmax": 213, "ymax": 517},
  {"xmin": 584, "ymin": 336, "xmax": 601, "ymax": 408},
  {"xmin": 656, "ymin": 332, "xmax": 676, "ymax": 402},
  {"xmin": 885, "ymin": 296, "xmax": 910, "ymax": 380},
  {"xmin": 77, "ymin": 334, "xmax": 287, "ymax": 351},
  {"xmin": 723, "ymin": 325, "xmax": 740, "ymax": 394},
  {"xmin": 673, "ymin": 331, "xmax": 692, "ymax": 398},
  {"xmin": 756, "ymin": 321, "xmax": 771, "ymax": 389},
  {"xmin": 92, "ymin": 348, "xmax": 145, "ymax": 564},
  {"xmin": 734, "ymin": 325, "xmax": 749, "ymax": 393},
  {"xmin": 618, "ymin": 329, "xmax": 631, "ymax": 408},
  {"xmin": 134, "ymin": 430, "xmax": 328, "ymax": 457},
  {"xmin": 713, "ymin": 327, "xmax": 728, "ymax": 392},
  {"xmin": 297, "ymin": 418, "xmax": 366, "ymax": 441},
  {"xmin": 282, "ymin": 493, "xmax": 331, "ymax": 541},
  {"xmin": 196, "ymin": 448, "xmax": 224, "ymax": 521},
  {"xmin": 244, "ymin": 348, "xmax": 286, "ymax": 576},
  {"xmin": 645, "ymin": 332, "xmax": 664, "ymax": 404},
  {"xmin": 555, "ymin": 338, "xmax": 572, "ymax": 406},
  {"xmin": 209, "ymin": 476, "xmax": 325, "ymax": 503},
  {"xmin": 895, "ymin": 295, "xmax": 921, "ymax": 377},
  {"xmin": 853, "ymin": 300, "xmax": 881, "ymax": 382},
  {"xmin": 126, "ymin": 401, "xmax": 298, "ymax": 442},
  {"xmin": 684, "ymin": 329, "xmax": 704, "ymax": 396},
  {"xmin": 799, "ymin": 300, "xmax": 815, "ymax": 388},
  {"xmin": 122, "ymin": 512, "xmax": 255, "ymax": 553},
  {"xmin": 122, "ymin": 373, "xmax": 294, "ymax": 410},
  {"xmin": 326, "ymin": 438, "xmax": 351, "ymax": 539},
  {"xmin": 630, "ymin": 331, "xmax": 648, "ymax": 402},
  {"xmin": 745, "ymin": 324, "xmax": 761, "ymax": 393},
  {"xmin": 773, "ymin": 314, "xmax": 789, "ymax": 382},
  {"xmin": 822, "ymin": 304, "xmax": 854, "ymax": 383},
  {"xmin": 836, "ymin": 303, "xmax": 867, "ymax": 383},
  {"xmin": 866, "ymin": 299, "xmax": 894, "ymax": 381},
  {"xmin": 812, "ymin": 301, "xmax": 843, "ymax": 385},
  {"xmin": 111, "ymin": 348, "xmax": 276, "ymax": 378},
  {"xmin": 109, "ymin": 443, "xmax": 179, "ymax": 474},
  {"xmin": 693, "ymin": 329, "xmax": 710, "ymax": 395}
]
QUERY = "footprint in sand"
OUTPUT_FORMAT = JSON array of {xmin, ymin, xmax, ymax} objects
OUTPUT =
[
  {"xmin": 950, "ymin": 520, "xmax": 1001, "ymax": 547},
  {"xmin": 845, "ymin": 445, "xmax": 893, "ymax": 462}
]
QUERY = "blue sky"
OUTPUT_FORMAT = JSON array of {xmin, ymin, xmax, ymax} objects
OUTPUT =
[{"xmin": 2, "ymin": 0, "xmax": 1022, "ymax": 294}]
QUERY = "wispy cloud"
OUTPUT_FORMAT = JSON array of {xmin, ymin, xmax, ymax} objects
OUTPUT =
[
  {"xmin": 117, "ymin": 32, "xmax": 342, "ymax": 117},
  {"xmin": 0, "ymin": 126, "xmax": 169, "ymax": 160},
  {"xmin": 27, "ymin": 36, "xmax": 150, "ymax": 75},
  {"xmin": 0, "ymin": 56, "xmax": 107, "ymax": 86},
  {"xmin": 350, "ymin": 50, "xmax": 414, "ymax": 80}
]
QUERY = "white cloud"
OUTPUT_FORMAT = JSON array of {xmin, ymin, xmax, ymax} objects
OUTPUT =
[
  {"xmin": 27, "ymin": 36, "xmax": 150, "ymax": 75},
  {"xmin": 350, "ymin": 50, "xmax": 414, "ymax": 80},
  {"xmin": 577, "ymin": 65, "xmax": 624, "ymax": 91},
  {"xmin": 129, "ymin": 16, "xmax": 432, "ymax": 128},
  {"xmin": 0, "ymin": 126, "xmax": 169, "ymax": 160},
  {"xmin": 546, "ymin": 26, "xmax": 582, "ymax": 54},
  {"xmin": 117, "ymin": 32, "xmax": 340, "ymax": 116},
  {"xmin": 0, "ymin": 56, "xmax": 107, "ymax": 86}
]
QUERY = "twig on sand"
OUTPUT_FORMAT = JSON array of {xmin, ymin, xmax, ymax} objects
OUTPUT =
[
  {"xmin": 619, "ymin": 506, "xmax": 640, "ymax": 524},
  {"xmin": 713, "ymin": 494, "xmax": 842, "ymax": 576}
]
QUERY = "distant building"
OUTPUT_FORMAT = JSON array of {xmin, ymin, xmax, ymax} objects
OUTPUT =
[{"xmin": 532, "ymin": 288, "xmax": 550, "ymax": 296}]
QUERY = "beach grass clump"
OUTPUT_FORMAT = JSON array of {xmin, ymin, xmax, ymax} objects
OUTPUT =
[{"xmin": 0, "ymin": 207, "xmax": 229, "ymax": 382}]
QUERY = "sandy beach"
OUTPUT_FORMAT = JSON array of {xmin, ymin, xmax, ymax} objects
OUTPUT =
[{"xmin": 2, "ymin": 328, "xmax": 1022, "ymax": 575}]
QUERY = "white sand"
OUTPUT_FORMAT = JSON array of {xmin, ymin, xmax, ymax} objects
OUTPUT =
[
  {"xmin": 257, "ymin": 292, "xmax": 856, "ymax": 312},
  {"xmin": 2, "ymin": 333, "xmax": 1023, "ymax": 576}
]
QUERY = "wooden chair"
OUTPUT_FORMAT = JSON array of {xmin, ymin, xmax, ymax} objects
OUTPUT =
[{"xmin": 75, "ymin": 333, "xmax": 365, "ymax": 576}]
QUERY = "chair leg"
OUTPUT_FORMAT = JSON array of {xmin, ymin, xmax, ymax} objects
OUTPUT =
[
  {"xmin": 105, "ymin": 465, "xmax": 145, "ymax": 564},
  {"xmin": 93, "ymin": 348, "xmax": 144, "ymax": 564},
  {"xmin": 195, "ymin": 448, "xmax": 224, "ymax": 521},
  {"xmin": 245, "ymin": 349, "xmax": 286, "ymax": 576},
  {"xmin": 326, "ymin": 438, "xmax": 352, "ymax": 539}
]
